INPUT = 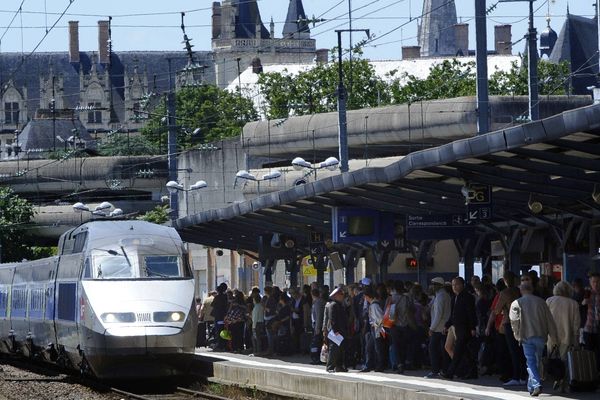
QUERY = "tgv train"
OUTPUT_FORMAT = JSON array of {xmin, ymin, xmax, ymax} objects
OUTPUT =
[{"xmin": 0, "ymin": 220, "xmax": 197, "ymax": 379}]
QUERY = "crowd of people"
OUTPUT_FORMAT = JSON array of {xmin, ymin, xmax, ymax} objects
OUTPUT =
[{"xmin": 196, "ymin": 271, "xmax": 600, "ymax": 397}]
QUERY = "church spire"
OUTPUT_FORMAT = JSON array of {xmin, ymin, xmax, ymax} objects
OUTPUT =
[
  {"xmin": 235, "ymin": 0, "xmax": 269, "ymax": 39},
  {"xmin": 418, "ymin": 0, "xmax": 458, "ymax": 57},
  {"xmin": 283, "ymin": 0, "xmax": 310, "ymax": 39}
]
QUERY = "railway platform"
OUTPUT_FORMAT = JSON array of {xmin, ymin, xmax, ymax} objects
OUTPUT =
[{"xmin": 194, "ymin": 348, "xmax": 597, "ymax": 400}]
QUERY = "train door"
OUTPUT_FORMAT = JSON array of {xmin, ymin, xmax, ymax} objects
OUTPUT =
[
  {"xmin": 0, "ymin": 266, "xmax": 15, "ymax": 353},
  {"xmin": 29, "ymin": 257, "xmax": 59, "ymax": 358},
  {"xmin": 10, "ymin": 264, "xmax": 32, "ymax": 354}
]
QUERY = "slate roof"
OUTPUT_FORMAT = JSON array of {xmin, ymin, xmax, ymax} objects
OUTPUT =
[
  {"xmin": 283, "ymin": 0, "xmax": 310, "ymax": 39},
  {"xmin": 549, "ymin": 14, "xmax": 598, "ymax": 95},
  {"xmin": 17, "ymin": 117, "xmax": 94, "ymax": 153},
  {"xmin": 234, "ymin": 0, "xmax": 270, "ymax": 39},
  {"xmin": 0, "ymin": 51, "xmax": 214, "ymax": 125}
]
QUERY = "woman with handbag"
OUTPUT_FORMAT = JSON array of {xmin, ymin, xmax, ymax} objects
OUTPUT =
[{"xmin": 546, "ymin": 281, "xmax": 580, "ymax": 391}]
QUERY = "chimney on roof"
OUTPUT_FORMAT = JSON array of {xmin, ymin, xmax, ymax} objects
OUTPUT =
[
  {"xmin": 212, "ymin": 2, "xmax": 222, "ymax": 40},
  {"xmin": 495, "ymin": 25, "xmax": 512, "ymax": 55},
  {"xmin": 68, "ymin": 21, "xmax": 80, "ymax": 63},
  {"xmin": 315, "ymin": 49, "xmax": 329, "ymax": 64},
  {"xmin": 454, "ymin": 23, "xmax": 469, "ymax": 56},
  {"xmin": 402, "ymin": 46, "xmax": 421, "ymax": 60},
  {"xmin": 98, "ymin": 20, "xmax": 110, "ymax": 64}
]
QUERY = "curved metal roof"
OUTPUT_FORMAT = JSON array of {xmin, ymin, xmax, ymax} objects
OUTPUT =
[{"xmin": 173, "ymin": 103, "xmax": 600, "ymax": 253}]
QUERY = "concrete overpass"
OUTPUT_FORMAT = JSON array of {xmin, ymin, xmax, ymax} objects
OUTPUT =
[{"xmin": 1, "ymin": 156, "xmax": 169, "ymax": 244}]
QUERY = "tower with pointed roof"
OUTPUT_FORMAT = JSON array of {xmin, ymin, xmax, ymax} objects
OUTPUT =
[
  {"xmin": 212, "ymin": 0, "xmax": 316, "ymax": 88},
  {"xmin": 283, "ymin": 0, "xmax": 310, "ymax": 39},
  {"xmin": 418, "ymin": 0, "xmax": 458, "ymax": 57}
]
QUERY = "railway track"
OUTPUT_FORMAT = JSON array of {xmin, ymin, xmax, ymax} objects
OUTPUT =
[{"xmin": 111, "ymin": 386, "xmax": 231, "ymax": 400}]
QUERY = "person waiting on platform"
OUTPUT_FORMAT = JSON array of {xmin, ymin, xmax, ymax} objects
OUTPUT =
[
  {"xmin": 211, "ymin": 283, "xmax": 229, "ymax": 351},
  {"xmin": 509, "ymin": 281, "xmax": 559, "ymax": 397},
  {"xmin": 251, "ymin": 293, "xmax": 265, "ymax": 356},
  {"xmin": 582, "ymin": 272, "xmax": 600, "ymax": 371},
  {"xmin": 425, "ymin": 277, "xmax": 452, "ymax": 379},
  {"xmin": 362, "ymin": 286, "xmax": 385, "ymax": 372},
  {"xmin": 327, "ymin": 287, "xmax": 349, "ymax": 373},
  {"xmin": 546, "ymin": 280, "xmax": 580, "ymax": 391},
  {"xmin": 441, "ymin": 277, "xmax": 477, "ymax": 380}
]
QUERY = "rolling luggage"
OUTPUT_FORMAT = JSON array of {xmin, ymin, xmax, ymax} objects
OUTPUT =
[{"xmin": 567, "ymin": 348, "xmax": 599, "ymax": 392}]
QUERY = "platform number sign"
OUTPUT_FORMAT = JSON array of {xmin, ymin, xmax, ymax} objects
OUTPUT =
[{"xmin": 466, "ymin": 184, "xmax": 492, "ymax": 221}]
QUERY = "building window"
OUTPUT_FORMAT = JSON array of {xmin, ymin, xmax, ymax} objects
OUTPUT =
[
  {"xmin": 133, "ymin": 102, "xmax": 141, "ymax": 120},
  {"xmin": 4, "ymin": 102, "xmax": 19, "ymax": 124},
  {"xmin": 87, "ymin": 102, "xmax": 102, "ymax": 124}
]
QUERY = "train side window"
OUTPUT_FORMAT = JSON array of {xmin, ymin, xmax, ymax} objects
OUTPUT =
[
  {"xmin": 11, "ymin": 287, "xmax": 27, "ymax": 318},
  {"xmin": 57, "ymin": 283, "xmax": 76, "ymax": 321},
  {"xmin": 73, "ymin": 231, "xmax": 88, "ymax": 253},
  {"xmin": 0, "ymin": 287, "xmax": 7, "ymax": 318},
  {"xmin": 82, "ymin": 258, "xmax": 92, "ymax": 279}
]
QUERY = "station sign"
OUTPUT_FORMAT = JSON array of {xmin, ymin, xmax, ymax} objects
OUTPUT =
[
  {"xmin": 405, "ymin": 214, "xmax": 476, "ymax": 240},
  {"xmin": 332, "ymin": 207, "xmax": 394, "ymax": 244},
  {"xmin": 465, "ymin": 184, "xmax": 492, "ymax": 221}
]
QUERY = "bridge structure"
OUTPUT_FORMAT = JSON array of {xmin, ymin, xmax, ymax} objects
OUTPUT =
[{"xmin": 1, "ymin": 155, "xmax": 169, "ymax": 244}]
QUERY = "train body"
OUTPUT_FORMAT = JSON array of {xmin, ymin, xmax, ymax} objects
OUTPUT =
[{"xmin": 0, "ymin": 220, "xmax": 197, "ymax": 379}]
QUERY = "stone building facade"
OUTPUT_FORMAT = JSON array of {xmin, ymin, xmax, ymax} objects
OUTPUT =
[
  {"xmin": 0, "ymin": 21, "xmax": 213, "ymax": 159},
  {"xmin": 211, "ymin": 0, "xmax": 317, "ymax": 89}
]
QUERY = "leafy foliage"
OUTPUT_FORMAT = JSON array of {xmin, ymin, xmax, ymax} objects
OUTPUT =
[
  {"xmin": 137, "ymin": 204, "xmax": 169, "ymax": 225},
  {"xmin": 141, "ymin": 85, "xmax": 258, "ymax": 150},
  {"xmin": 0, "ymin": 187, "xmax": 35, "ymax": 262},
  {"xmin": 97, "ymin": 132, "xmax": 159, "ymax": 156},
  {"xmin": 389, "ymin": 59, "xmax": 477, "ymax": 103},
  {"xmin": 258, "ymin": 55, "xmax": 389, "ymax": 119},
  {"xmin": 489, "ymin": 59, "xmax": 571, "ymax": 96},
  {"xmin": 258, "ymin": 55, "xmax": 572, "ymax": 117}
]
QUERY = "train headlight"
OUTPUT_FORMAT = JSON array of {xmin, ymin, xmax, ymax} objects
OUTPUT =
[
  {"xmin": 101, "ymin": 312, "xmax": 135, "ymax": 323},
  {"xmin": 171, "ymin": 312, "xmax": 182, "ymax": 322},
  {"xmin": 153, "ymin": 311, "xmax": 185, "ymax": 322}
]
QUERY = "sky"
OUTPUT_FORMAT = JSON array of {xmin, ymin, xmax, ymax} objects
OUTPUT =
[{"xmin": 0, "ymin": 1, "xmax": 594, "ymax": 60}]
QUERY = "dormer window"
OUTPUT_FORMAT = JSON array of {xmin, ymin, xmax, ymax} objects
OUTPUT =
[
  {"xmin": 87, "ymin": 102, "xmax": 102, "ymax": 124},
  {"xmin": 4, "ymin": 102, "xmax": 19, "ymax": 124}
]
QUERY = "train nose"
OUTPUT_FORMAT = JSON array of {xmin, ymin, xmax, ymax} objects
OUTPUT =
[{"xmin": 104, "ymin": 326, "xmax": 185, "ymax": 354}]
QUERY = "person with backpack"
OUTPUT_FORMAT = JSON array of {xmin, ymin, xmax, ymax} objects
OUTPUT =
[{"xmin": 363, "ymin": 286, "xmax": 385, "ymax": 372}]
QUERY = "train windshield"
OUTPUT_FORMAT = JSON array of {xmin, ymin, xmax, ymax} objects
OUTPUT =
[
  {"xmin": 143, "ymin": 255, "xmax": 181, "ymax": 278},
  {"xmin": 93, "ymin": 253, "xmax": 133, "ymax": 279},
  {"xmin": 90, "ymin": 249, "xmax": 187, "ymax": 279}
]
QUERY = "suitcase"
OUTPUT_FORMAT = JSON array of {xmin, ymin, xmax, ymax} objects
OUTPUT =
[{"xmin": 567, "ymin": 348, "xmax": 599, "ymax": 392}]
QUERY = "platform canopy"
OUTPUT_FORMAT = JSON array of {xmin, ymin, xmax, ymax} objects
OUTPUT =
[{"xmin": 173, "ymin": 104, "xmax": 600, "ymax": 256}]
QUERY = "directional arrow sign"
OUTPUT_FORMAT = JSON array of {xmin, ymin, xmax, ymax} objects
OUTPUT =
[{"xmin": 406, "ymin": 214, "xmax": 476, "ymax": 240}]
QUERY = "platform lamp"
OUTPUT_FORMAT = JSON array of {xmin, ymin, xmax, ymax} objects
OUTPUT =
[
  {"xmin": 73, "ymin": 201, "xmax": 123, "ymax": 222},
  {"xmin": 235, "ymin": 169, "xmax": 281, "ymax": 195},
  {"xmin": 166, "ymin": 180, "xmax": 208, "ymax": 216},
  {"xmin": 292, "ymin": 156, "xmax": 339, "ymax": 181}
]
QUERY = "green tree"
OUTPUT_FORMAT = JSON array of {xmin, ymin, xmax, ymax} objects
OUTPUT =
[
  {"xmin": 137, "ymin": 204, "xmax": 169, "ymax": 225},
  {"xmin": 0, "ymin": 187, "xmax": 35, "ymax": 262},
  {"xmin": 389, "ymin": 59, "xmax": 477, "ymax": 104},
  {"xmin": 141, "ymin": 85, "xmax": 258, "ymax": 150},
  {"xmin": 97, "ymin": 132, "xmax": 159, "ymax": 156},
  {"xmin": 258, "ymin": 53, "xmax": 390, "ymax": 119},
  {"xmin": 489, "ymin": 59, "xmax": 571, "ymax": 96}
]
